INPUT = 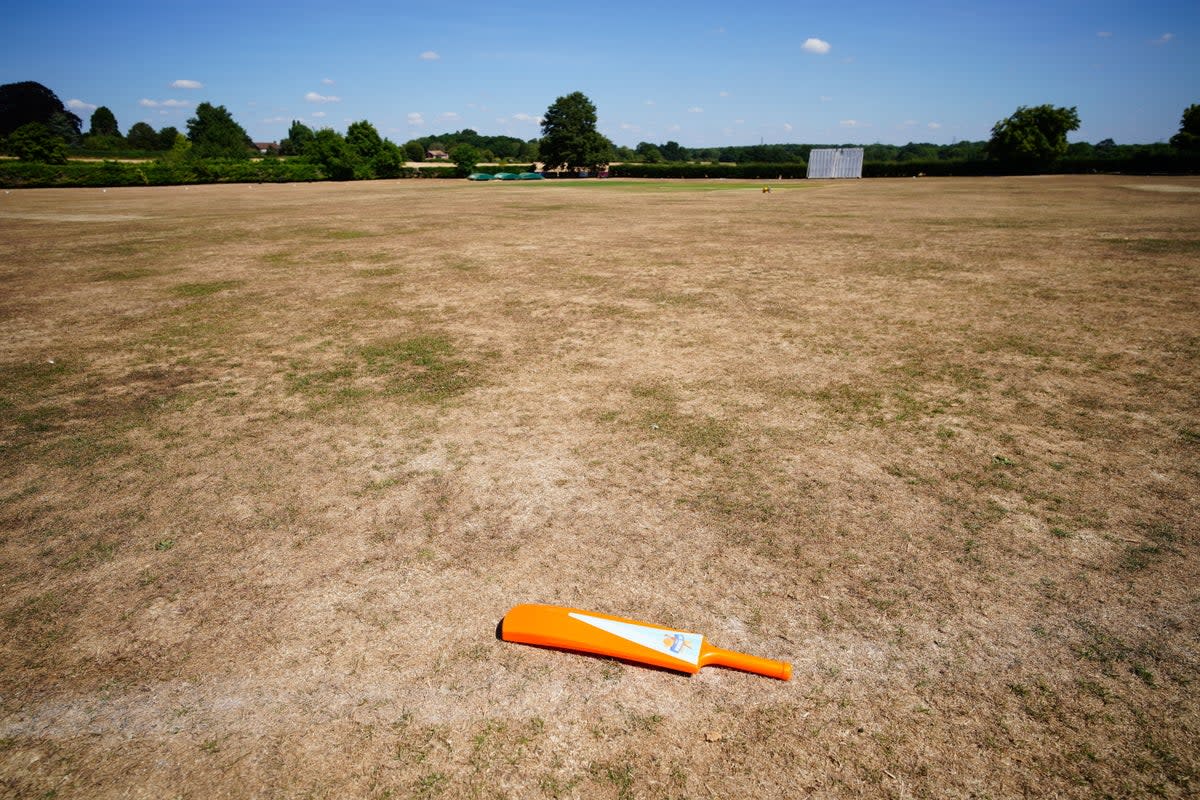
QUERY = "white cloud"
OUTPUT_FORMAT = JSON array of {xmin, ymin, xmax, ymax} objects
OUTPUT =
[
  {"xmin": 927, "ymin": 122, "xmax": 942, "ymax": 130},
  {"xmin": 419, "ymin": 51, "xmax": 440, "ymax": 60},
  {"xmin": 644, "ymin": 99, "xmax": 655, "ymax": 106},
  {"xmin": 840, "ymin": 119, "xmax": 866, "ymax": 128},
  {"xmin": 620, "ymin": 122, "xmax": 640, "ymax": 132},
  {"xmin": 312, "ymin": 111, "xmax": 327, "ymax": 118},
  {"xmin": 261, "ymin": 116, "xmax": 289, "ymax": 124},
  {"xmin": 667, "ymin": 124, "xmax": 681, "ymax": 133},
  {"xmin": 139, "ymin": 98, "xmax": 191, "ymax": 108},
  {"xmin": 783, "ymin": 123, "xmax": 793, "ymax": 132},
  {"xmin": 407, "ymin": 112, "xmax": 425, "ymax": 125},
  {"xmin": 322, "ymin": 77, "xmax": 335, "ymax": 85},
  {"xmin": 171, "ymin": 79, "xmax": 203, "ymax": 89},
  {"xmin": 1153, "ymin": 32, "xmax": 1174, "ymax": 45},
  {"xmin": 1097, "ymin": 31, "xmax": 1112, "ymax": 38},
  {"xmin": 305, "ymin": 92, "xmax": 340, "ymax": 103},
  {"xmin": 719, "ymin": 90, "xmax": 730, "ymax": 97},
  {"xmin": 735, "ymin": 119, "xmax": 745, "ymax": 125},
  {"xmin": 67, "ymin": 98, "xmax": 97, "ymax": 113},
  {"xmin": 820, "ymin": 95, "xmax": 832, "ymax": 102},
  {"xmin": 437, "ymin": 111, "xmax": 461, "ymax": 122},
  {"xmin": 802, "ymin": 38, "xmax": 831, "ymax": 55},
  {"xmin": 688, "ymin": 106, "xmax": 704, "ymax": 113},
  {"xmin": 902, "ymin": 119, "xmax": 918, "ymax": 127},
  {"xmin": 511, "ymin": 113, "xmax": 542, "ymax": 124}
]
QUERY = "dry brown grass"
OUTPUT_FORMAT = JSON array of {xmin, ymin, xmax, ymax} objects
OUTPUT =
[{"xmin": 1, "ymin": 175, "xmax": 1198, "ymax": 798}]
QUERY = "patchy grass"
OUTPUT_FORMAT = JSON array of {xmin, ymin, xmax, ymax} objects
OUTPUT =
[
  {"xmin": 171, "ymin": 280, "xmax": 242, "ymax": 297},
  {"xmin": 0, "ymin": 175, "xmax": 1197, "ymax": 799}
]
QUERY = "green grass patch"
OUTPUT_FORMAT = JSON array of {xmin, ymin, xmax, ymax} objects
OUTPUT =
[
  {"xmin": 1101, "ymin": 237, "xmax": 1200, "ymax": 255},
  {"xmin": 172, "ymin": 280, "xmax": 242, "ymax": 298},
  {"xmin": 323, "ymin": 229, "xmax": 374, "ymax": 240},
  {"xmin": 360, "ymin": 335, "xmax": 481, "ymax": 402}
]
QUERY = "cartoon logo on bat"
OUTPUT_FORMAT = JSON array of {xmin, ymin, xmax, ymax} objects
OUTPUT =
[{"xmin": 663, "ymin": 633, "xmax": 693, "ymax": 655}]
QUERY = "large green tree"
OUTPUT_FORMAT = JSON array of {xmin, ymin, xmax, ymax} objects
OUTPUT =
[
  {"xmin": 8, "ymin": 122, "xmax": 69, "ymax": 163},
  {"xmin": 346, "ymin": 120, "xmax": 385, "ymax": 160},
  {"xmin": 0, "ymin": 81, "xmax": 82, "ymax": 139},
  {"xmin": 280, "ymin": 120, "xmax": 316, "ymax": 156},
  {"xmin": 1169, "ymin": 103, "xmax": 1200, "ymax": 151},
  {"xmin": 186, "ymin": 102, "xmax": 254, "ymax": 158},
  {"xmin": 308, "ymin": 128, "xmax": 359, "ymax": 180},
  {"xmin": 449, "ymin": 143, "xmax": 481, "ymax": 176},
  {"xmin": 89, "ymin": 106, "xmax": 120, "ymax": 137},
  {"xmin": 539, "ymin": 91, "xmax": 612, "ymax": 173},
  {"xmin": 986, "ymin": 104, "xmax": 1080, "ymax": 167},
  {"xmin": 126, "ymin": 121, "xmax": 158, "ymax": 150}
]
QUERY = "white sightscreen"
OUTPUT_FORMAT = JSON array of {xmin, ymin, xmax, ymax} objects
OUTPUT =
[{"xmin": 806, "ymin": 148, "xmax": 864, "ymax": 179}]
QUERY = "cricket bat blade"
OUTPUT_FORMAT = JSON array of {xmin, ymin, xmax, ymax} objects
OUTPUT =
[{"xmin": 500, "ymin": 603, "xmax": 792, "ymax": 681}]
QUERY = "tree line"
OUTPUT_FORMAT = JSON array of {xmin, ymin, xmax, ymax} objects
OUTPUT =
[{"xmin": 1, "ymin": 80, "xmax": 1197, "ymax": 184}]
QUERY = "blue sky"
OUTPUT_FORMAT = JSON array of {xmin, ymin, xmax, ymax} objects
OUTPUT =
[{"xmin": 4, "ymin": 0, "xmax": 1196, "ymax": 147}]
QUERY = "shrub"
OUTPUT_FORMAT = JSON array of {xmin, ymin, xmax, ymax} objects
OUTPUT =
[{"xmin": 8, "ymin": 122, "xmax": 69, "ymax": 164}]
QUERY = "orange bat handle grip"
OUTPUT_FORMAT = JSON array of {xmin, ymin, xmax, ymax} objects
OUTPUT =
[{"xmin": 701, "ymin": 647, "xmax": 793, "ymax": 681}]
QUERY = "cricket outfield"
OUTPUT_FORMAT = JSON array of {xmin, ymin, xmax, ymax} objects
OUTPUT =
[{"xmin": 1, "ymin": 176, "xmax": 1197, "ymax": 797}]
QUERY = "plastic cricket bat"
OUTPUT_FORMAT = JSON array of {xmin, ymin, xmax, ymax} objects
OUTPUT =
[{"xmin": 500, "ymin": 603, "xmax": 792, "ymax": 681}]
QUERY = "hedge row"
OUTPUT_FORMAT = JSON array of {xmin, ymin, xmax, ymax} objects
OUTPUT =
[
  {"xmin": 0, "ymin": 159, "xmax": 461, "ymax": 188},
  {"xmin": 613, "ymin": 156, "xmax": 1200, "ymax": 179},
  {"xmin": 864, "ymin": 154, "xmax": 1200, "ymax": 177},
  {"xmin": 5, "ymin": 153, "xmax": 1197, "ymax": 189},
  {"xmin": 609, "ymin": 162, "xmax": 810, "ymax": 179}
]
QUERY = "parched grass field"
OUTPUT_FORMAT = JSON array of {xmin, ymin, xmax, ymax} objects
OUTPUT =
[{"xmin": 1, "ymin": 175, "xmax": 1198, "ymax": 798}]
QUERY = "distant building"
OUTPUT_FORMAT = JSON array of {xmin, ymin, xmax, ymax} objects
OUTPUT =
[
  {"xmin": 426, "ymin": 149, "xmax": 449, "ymax": 160},
  {"xmin": 254, "ymin": 142, "xmax": 279, "ymax": 155}
]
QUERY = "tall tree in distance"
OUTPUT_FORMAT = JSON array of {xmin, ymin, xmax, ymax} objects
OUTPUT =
[
  {"xmin": 126, "ymin": 121, "xmax": 158, "ymax": 150},
  {"xmin": 0, "ymin": 81, "xmax": 82, "ymax": 139},
  {"xmin": 280, "ymin": 120, "xmax": 316, "ymax": 156},
  {"xmin": 539, "ymin": 91, "xmax": 612, "ymax": 174},
  {"xmin": 89, "ymin": 106, "xmax": 120, "ymax": 137},
  {"xmin": 1169, "ymin": 103, "xmax": 1200, "ymax": 151},
  {"xmin": 986, "ymin": 104, "xmax": 1080, "ymax": 168},
  {"xmin": 186, "ymin": 102, "xmax": 254, "ymax": 158}
]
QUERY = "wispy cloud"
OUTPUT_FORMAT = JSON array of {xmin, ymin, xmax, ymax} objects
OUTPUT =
[
  {"xmin": 305, "ymin": 92, "xmax": 340, "ymax": 103},
  {"xmin": 171, "ymin": 79, "xmax": 203, "ymax": 89},
  {"xmin": 644, "ymin": 99, "xmax": 655, "ymax": 106},
  {"xmin": 139, "ymin": 98, "xmax": 192, "ymax": 108},
  {"xmin": 511, "ymin": 112, "xmax": 542, "ymax": 124},
  {"xmin": 719, "ymin": 90, "xmax": 730, "ymax": 97},
  {"xmin": 928, "ymin": 122, "xmax": 942, "ymax": 130},
  {"xmin": 688, "ymin": 106, "xmax": 704, "ymax": 113},
  {"xmin": 66, "ymin": 98, "xmax": 97, "ymax": 113},
  {"xmin": 1152, "ymin": 32, "xmax": 1174, "ymax": 45},
  {"xmin": 840, "ymin": 119, "xmax": 868, "ymax": 128},
  {"xmin": 783, "ymin": 123, "xmax": 794, "ymax": 132},
  {"xmin": 261, "ymin": 116, "xmax": 289, "ymax": 124},
  {"xmin": 407, "ymin": 112, "xmax": 425, "ymax": 125},
  {"xmin": 820, "ymin": 95, "xmax": 833, "ymax": 103},
  {"xmin": 419, "ymin": 51, "xmax": 440, "ymax": 60},
  {"xmin": 802, "ymin": 38, "xmax": 831, "ymax": 55},
  {"xmin": 322, "ymin": 77, "xmax": 335, "ymax": 85},
  {"xmin": 311, "ymin": 111, "xmax": 326, "ymax": 118},
  {"xmin": 1097, "ymin": 31, "xmax": 1112, "ymax": 38},
  {"xmin": 437, "ymin": 111, "xmax": 461, "ymax": 122}
]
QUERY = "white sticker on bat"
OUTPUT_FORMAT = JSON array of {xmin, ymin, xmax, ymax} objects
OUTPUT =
[{"xmin": 569, "ymin": 612, "xmax": 702, "ymax": 665}]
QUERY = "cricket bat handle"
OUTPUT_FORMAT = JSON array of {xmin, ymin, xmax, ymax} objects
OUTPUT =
[{"xmin": 701, "ymin": 646, "xmax": 793, "ymax": 681}]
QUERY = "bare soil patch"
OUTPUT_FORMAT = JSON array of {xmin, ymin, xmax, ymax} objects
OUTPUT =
[{"xmin": 1, "ymin": 176, "xmax": 1198, "ymax": 797}]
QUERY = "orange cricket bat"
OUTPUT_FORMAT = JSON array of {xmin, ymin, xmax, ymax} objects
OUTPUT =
[{"xmin": 500, "ymin": 603, "xmax": 792, "ymax": 681}]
